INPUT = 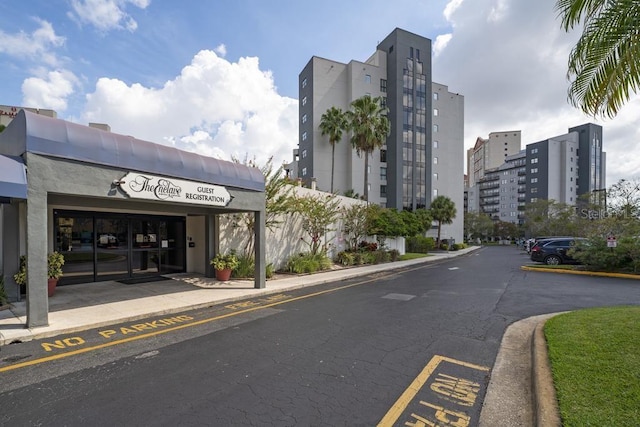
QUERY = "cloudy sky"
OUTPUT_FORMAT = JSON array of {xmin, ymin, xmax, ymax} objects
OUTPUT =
[{"xmin": 0, "ymin": 0, "xmax": 637, "ymax": 184}]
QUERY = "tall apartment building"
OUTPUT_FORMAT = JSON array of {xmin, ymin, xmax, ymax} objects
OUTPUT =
[
  {"xmin": 297, "ymin": 28, "xmax": 464, "ymax": 242},
  {"xmin": 478, "ymin": 151, "xmax": 527, "ymax": 224},
  {"xmin": 527, "ymin": 123, "xmax": 605, "ymax": 204},
  {"xmin": 467, "ymin": 130, "xmax": 521, "ymax": 187},
  {"xmin": 470, "ymin": 123, "xmax": 606, "ymax": 225}
]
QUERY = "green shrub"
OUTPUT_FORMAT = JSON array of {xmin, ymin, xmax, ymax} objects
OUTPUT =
[
  {"xmin": 335, "ymin": 251, "xmax": 355, "ymax": 266},
  {"xmin": 439, "ymin": 242, "xmax": 449, "ymax": 250},
  {"xmin": 231, "ymin": 255, "xmax": 275, "ymax": 279},
  {"xmin": 286, "ymin": 253, "xmax": 332, "ymax": 274},
  {"xmin": 372, "ymin": 250, "xmax": 390, "ymax": 264},
  {"xmin": 389, "ymin": 249, "xmax": 400, "ymax": 262},
  {"xmin": 358, "ymin": 241, "xmax": 378, "ymax": 252},
  {"xmin": 453, "ymin": 243, "xmax": 467, "ymax": 250},
  {"xmin": 406, "ymin": 236, "xmax": 435, "ymax": 253}
]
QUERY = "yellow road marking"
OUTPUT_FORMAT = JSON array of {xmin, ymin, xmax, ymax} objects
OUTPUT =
[
  {"xmin": 1, "ymin": 265, "xmax": 433, "ymax": 373},
  {"xmin": 377, "ymin": 355, "xmax": 489, "ymax": 426}
]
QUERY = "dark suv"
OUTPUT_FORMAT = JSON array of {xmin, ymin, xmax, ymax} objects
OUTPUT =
[{"xmin": 530, "ymin": 237, "xmax": 586, "ymax": 265}]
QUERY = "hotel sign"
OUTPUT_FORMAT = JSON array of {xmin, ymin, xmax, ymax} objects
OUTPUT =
[{"xmin": 117, "ymin": 172, "xmax": 232, "ymax": 207}]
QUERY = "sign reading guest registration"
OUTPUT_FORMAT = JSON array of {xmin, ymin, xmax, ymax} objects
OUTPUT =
[{"xmin": 118, "ymin": 172, "xmax": 232, "ymax": 207}]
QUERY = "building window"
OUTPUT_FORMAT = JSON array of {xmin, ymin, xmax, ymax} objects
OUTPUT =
[
  {"xmin": 434, "ymin": 189, "xmax": 438, "ymax": 197},
  {"xmin": 380, "ymin": 149, "xmax": 387, "ymax": 163},
  {"xmin": 433, "ymin": 124, "xmax": 439, "ymax": 132},
  {"xmin": 364, "ymin": 74, "xmax": 371, "ymax": 84},
  {"xmin": 302, "ymin": 149, "xmax": 307, "ymax": 158},
  {"xmin": 531, "ymin": 188, "xmax": 538, "ymax": 193},
  {"xmin": 531, "ymin": 197, "xmax": 538, "ymax": 202},
  {"xmin": 301, "ymin": 78, "xmax": 307, "ymax": 88},
  {"xmin": 302, "ymin": 114, "xmax": 307, "ymax": 124},
  {"xmin": 531, "ymin": 168, "xmax": 538, "ymax": 173},
  {"xmin": 531, "ymin": 158, "xmax": 538, "ymax": 164},
  {"xmin": 380, "ymin": 79, "xmax": 387, "ymax": 92},
  {"xmin": 433, "ymin": 92, "xmax": 439, "ymax": 100},
  {"xmin": 434, "ymin": 173, "xmax": 438, "ymax": 180},
  {"xmin": 302, "ymin": 96, "xmax": 307, "ymax": 106},
  {"xmin": 380, "ymin": 185, "xmax": 387, "ymax": 196},
  {"xmin": 531, "ymin": 178, "xmax": 538, "ymax": 183},
  {"xmin": 381, "ymin": 97, "xmax": 387, "ymax": 108},
  {"xmin": 302, "ymin": 131, "xmax": 307, "ymax": 141},
  {"xmin": 531, "ymin": 148, "xmax": 538, "ymax": 154},
  {"xmin": 302, "ymin": 167, "xmax": 307, "ymax": 176},
  {"xmin": 410, "ymin": 47, "xmax": 414, "ymax": 58},
  {"xmin": 380, "ymin": 167, "xmax": 387, "ymax": 180},
  {"xmin": 433, "ymin": 108, "xmax": 439, "ymax": 117},
  {"xmin": 434, "ymin": 140, "xmax": 439, "ymax": 148},
  {"xmin": 434, "ymin": 157, "xmax": 438, "ymax": 164}
]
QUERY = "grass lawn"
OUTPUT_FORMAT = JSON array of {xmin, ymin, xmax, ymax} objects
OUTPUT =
[
  {"xmin": 544, "ymin": 306, "xmax": 640, "ymax": 426},
  {"xmin": 398, "ymin": 252, "xmax": 431, "ymax": 261}
]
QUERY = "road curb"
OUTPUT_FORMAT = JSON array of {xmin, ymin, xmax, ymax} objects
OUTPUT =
[
  {"xmin": 521, "ymin": 265, "xmax": 640, "ymax": 280},
  {"xmin": 531, "ymin": 318, "xmax": 562, "ymax": 427}
]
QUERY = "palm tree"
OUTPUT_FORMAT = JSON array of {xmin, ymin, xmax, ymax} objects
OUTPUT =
[
  {"xmin": 319, "ymin": 106, "xmax": 348, "ymax": 193},
  {"xmin": 430, "ymin": 195, "xmax": 457, "ymax": 245},
  {"xmin": 346, "ymin": 95, "xmax": 390, "ymax": 202},
  {"xmin": 556, "ymin": 0, "xmax": 640, "ymax": 118}
]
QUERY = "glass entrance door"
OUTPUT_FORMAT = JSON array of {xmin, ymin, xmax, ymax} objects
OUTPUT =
[{"xmin": 54, "ymin": 211, "xmax": 186, "ymax": 284}]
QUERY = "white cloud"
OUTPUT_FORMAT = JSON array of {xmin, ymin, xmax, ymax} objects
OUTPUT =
[
  {"xmin": 443, "ymin": 0, "xmax": 465, "ymax": 22},
  {"xmin": 0, "ymin": 18, "xmax": 64, "ymax": 66},
  {"xmin": 82, "ymin": 50, "xmax": 298, "ymax": 168},
  {"xmin": 68, "ymin": 0, "xmax": 151, "ymax": 32},
  {"xmin": 22, "ymin": 69, "xmax": 79, "ymax": 111},
  {"xmin": 214, "ymin": 44, "xmax": 227, "ymax": 57},
  {"xmin": 432, "ymin": 0, "xmax": 640, "ymax": 183},
  {"xmin": 433, "ymin": 34, "xmax": 452, "ymax": 57}
]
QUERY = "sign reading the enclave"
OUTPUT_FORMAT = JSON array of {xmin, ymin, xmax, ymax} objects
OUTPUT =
[{"xmin": 117, "ymin": 172, "xmax": 232, "ymax": 207}]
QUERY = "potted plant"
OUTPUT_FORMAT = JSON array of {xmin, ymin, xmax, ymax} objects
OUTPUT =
[
  {"xmin": 13, "ymin": 252, "xmax": 65, "ymax": 297},
  {"xmin": 210, "ymin": 251, "xmax": 239, "ymax": 281},
  {"xmin": 47, "ymin": 251, "xmax": 65, "ymax": 296}
]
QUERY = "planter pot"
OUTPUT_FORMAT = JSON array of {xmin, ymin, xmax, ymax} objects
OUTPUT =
[
  {"xmin": 48, "ymin": 278, "xmax": 58, "ymax": 297},
  {"xmin": 215, "ymin": 268, "xmax": 232, "ymax": 281},
  {"xmin": 216, "ymin": 268, "xmax": 231, "ymax": 282}
]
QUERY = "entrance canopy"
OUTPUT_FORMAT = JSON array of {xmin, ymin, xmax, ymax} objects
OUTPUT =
[
  {"xmin": 0, "ymin": 110, "xmax": 265, "ymax": 192},
  {"xmin": 0, "ymin": 154, "xmax": 27, "ymax": 199}
]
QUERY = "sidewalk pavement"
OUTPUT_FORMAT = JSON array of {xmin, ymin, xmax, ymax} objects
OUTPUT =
[{"xmin": 0, "ymin": 246, "xmax": 558, "ymax": 426}]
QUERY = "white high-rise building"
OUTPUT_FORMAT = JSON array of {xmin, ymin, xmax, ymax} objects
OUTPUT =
[{"xmin": 297, "ymin": 28, "xmax": 464, "ymax": 242}]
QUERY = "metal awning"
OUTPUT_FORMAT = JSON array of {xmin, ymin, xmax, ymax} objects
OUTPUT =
[{"xmin": 0, "ymin": 154, "xmax": 27, "ymax": 199}]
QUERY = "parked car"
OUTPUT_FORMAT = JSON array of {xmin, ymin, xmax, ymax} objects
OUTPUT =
[{"xmin": 530, "ymin": 237, "xmax": 586, "ymax": 265}]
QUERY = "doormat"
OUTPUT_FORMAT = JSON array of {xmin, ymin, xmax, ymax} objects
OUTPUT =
[{"xmin": 117, "ymin": 276, "xmax": 171, "ymax": 285}]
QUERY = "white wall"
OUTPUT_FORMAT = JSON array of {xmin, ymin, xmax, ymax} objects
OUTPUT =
[{"xmin": 218, "ymin": 185, "xmax": 405, "ymax": 270}]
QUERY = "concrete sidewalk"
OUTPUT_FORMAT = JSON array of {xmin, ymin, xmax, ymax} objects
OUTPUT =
[{"xmin": 0, "ymin": 245, "xmax": 558, "ymax": 426}]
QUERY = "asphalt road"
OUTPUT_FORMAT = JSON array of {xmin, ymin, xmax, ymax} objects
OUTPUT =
[{"xmin": 2, "ymin": 246, "xmax": 640, "ymax": 426}]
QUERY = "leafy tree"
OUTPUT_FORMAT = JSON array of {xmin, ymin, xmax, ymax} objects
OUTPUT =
[
  {"xmin": 230, "ymin": 156, "xmax": 294, "ymax": 257},
  {"xmin": 493, "ymin": 220, "xmax": 519, "ymax": 241},
  {"xmin": 292, "ymin": 193, "xmax": 341, "ymax": 255},
  {"xmin": 413, "ymin": 208, "xmax": 433, "ymax": 236},
  {"xmin": 366, "ymin": 206, "xmax": 408, "ymax": 248},
  {"xmin": 341, "ymin": 203, "xmax": 371, "ymax": 250},
  {"xmin": 607, "ymin": 178, "xmax": 640, "ymax": 218},
  {"xmin": 523, "ymin": 199, "xmax": 582, "ymax": 237},
  {"xmin": 464, "ymin": 211, "xmax": 494, "ymax": 242},
  {"xmin": 346, "ymin": 95, "xmax": 390, "ymax": 202},
  {"xmin": 429, "ymin": 195, "xmax": 457, "ymax": 244},
  {"xmin": 319, "ymin": 106, "xmax": 348, "ymax": 193},
  {"xmin": 556, "ymin": 0, "xmax": 640, "ymax": 118}
]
